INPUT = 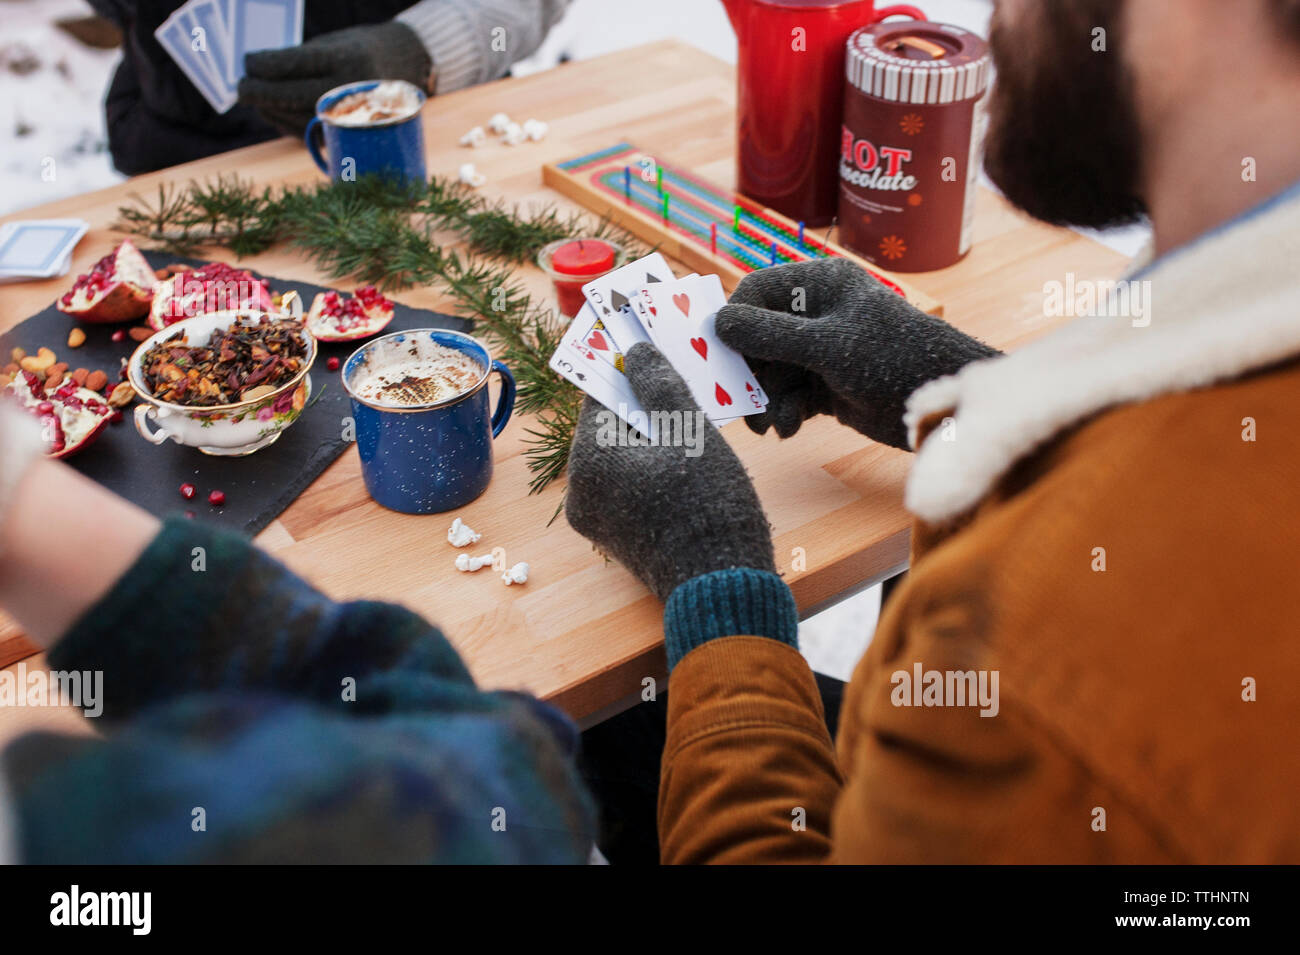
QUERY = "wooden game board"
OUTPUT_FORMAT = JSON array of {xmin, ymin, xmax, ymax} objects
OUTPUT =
[{"xmin": 543, "ymin": 142, "xmax": 942, "ymax": 316}]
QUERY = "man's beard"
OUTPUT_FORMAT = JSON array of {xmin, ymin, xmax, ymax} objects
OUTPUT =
[{"xmin": 983, "ymin": 0, "xmax": 1147, "ymax": 229}]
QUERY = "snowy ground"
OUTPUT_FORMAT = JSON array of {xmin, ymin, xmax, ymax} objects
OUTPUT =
[{"xmin": 0, "ymin": 0, "xmax": 1148, "ymax": 682}]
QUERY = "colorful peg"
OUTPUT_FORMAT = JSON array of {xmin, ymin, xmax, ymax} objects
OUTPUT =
[
  {"xmin": 798, "ymin": 221, "xmax": 805, "ymax": 247},
  {"xmin": 656, "ymin": 167, "xmax": 664, "ymax": 194},
  {"xmin": 662, "ymin": 192, "xmax": 670, "ymax": 222},
  {"xmin": 770, "ymin": 241, "xmax": 778, "ymax": 267},
  {"xmin": 733, "ymin": 207, "xmax": 741, "ymax": 233},
  {"xmin": 623, "ymin": 166, "xmax": 631, "ymax": 203},
  {"xmin": 710, "ymin": 222, "xmax": 717, "ymax": 256}
]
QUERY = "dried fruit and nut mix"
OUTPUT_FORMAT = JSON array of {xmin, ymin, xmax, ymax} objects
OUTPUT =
[{"xmin": 139, "ymin": 316, "xmax": 309, "ymax": 406}]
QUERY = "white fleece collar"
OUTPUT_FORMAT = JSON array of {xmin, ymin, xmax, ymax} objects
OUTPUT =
[{"xmin": 904, "ymin": 181, "xmax": 1300, "ymax": 524}]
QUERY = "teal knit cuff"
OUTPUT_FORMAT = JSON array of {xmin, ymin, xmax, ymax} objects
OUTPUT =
[{"xmin": 663, "ymin": 568, "xmax": 799, "ymax": 671}]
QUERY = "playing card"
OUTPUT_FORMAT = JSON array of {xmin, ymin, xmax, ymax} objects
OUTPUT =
[
  {"xmin": 550, "ymin": 309, "xmax": 657, "ymax": 440},
  {"xmin": 575, "ymin": 308, "xmax": 629, "ymax": 373},
  {"xmin": 230, "ymin": 0, "xmax": 305, "ymax": 83},
  {"xmin": 0, "ymin": 220, "xmax": 88, "ymax": 279},
  {"xmin": 636, "ymin": 274, "xmax": 768, "ymax": 423},
  {"xmin": 187, "ymin": 0, "xmax": 237, "ymax": 97},
  {"xmin": 581, "ymin": 252, "xmax": 674, "ymax": 331},
  {"xmin": 156, "ymin": 13, "xmax": 236, "ymax": 113}
]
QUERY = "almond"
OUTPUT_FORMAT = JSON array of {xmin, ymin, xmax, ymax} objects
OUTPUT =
[
  {"xmin": 0, "ymin": 373, "xmax": 12, "ymax": 390},
  {"xmin": 67, "ymin": 327, "xmax": 87, "ymax": 348},
  {"xmin": 71, "ymin": 367, "xmax": 89, "ymax": 386},
  {"xmin": 85, "ymin": 369, "xmax": 109, "ymax": 392},
  {"xmin": 108, "ymin": 381, "xmax": 135, "ymax": 408},
  {"xmin": 1, "ymin": 362, "xmax": 17, "ymax": 376},
  {"xmin": 45, "ymin": 361, "xmax": 68, "ymax": 382},
  {"xmin": 20, "ymin": 347, "xmax": 56, "ymax": 373},
  {"xmin": 129, "ymin": 326, "xmax": 152, "ymax": 342}
]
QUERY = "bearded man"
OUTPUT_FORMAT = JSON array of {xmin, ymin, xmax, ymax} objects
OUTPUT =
[{"xmin": 567, "ymin": 0, "xmax": 1300, "ymax": 862}]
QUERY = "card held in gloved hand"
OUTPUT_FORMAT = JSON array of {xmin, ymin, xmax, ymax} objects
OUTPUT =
[
  {"xmin": 549, "ymin": 254, "xmax": 768, "ymax": 431},
  {"xmin": 155, "ymin": 0, "xmax": 304, "ymax": 113}
]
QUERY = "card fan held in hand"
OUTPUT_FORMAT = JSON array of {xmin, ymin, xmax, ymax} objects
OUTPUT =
[{"xmin": 549, "ymin": 253, "xmax": 768, "ymax": 438}]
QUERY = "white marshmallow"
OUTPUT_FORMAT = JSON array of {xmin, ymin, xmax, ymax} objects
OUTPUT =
[
  {"xmin": 447, "ymin": 518, "xmax": 481, "ymax": 547},
  {"xmin": 501, "ymin": 122, "xmax": 527, "ymax": 146},
  {"xmin": 455, "ymin": 553, "xmax": 494, "ymax": 572},
  {"xmin": 459, "ymin": 125, "xmax": 486, "ymax": 147},
  {"xmin": 458, "ymin": 163, "xmax": 487, "ymax": 187},
  {"xmin": 501, "ymin": 561, "xmax": 530, "ymax": 586},
  {"xmin": 486, "ymin": 112, "xmax": 512, "ymax": 134},
  {"xmin": 522, "ymin": 119, "xmax": 548, "ymax": 142}
]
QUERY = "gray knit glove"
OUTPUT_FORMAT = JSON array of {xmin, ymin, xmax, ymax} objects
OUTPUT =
[
  {"xmin": 715, "ymin": 258, "xmax": 1000, "ymax": 449},
  {"xmin": 565, "ymin": 344, "xmax": 775, "ymax": 601},
  {"xmin": 237, "ymin": 22, "xmax": 432, "ymax": 135}
]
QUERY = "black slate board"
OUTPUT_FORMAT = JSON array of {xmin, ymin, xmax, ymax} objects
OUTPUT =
[{"xmin": 0, "ymin": 251, "xmax": 469, "ymax": 534}]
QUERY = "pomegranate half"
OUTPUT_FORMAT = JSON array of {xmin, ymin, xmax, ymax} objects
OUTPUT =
[
  {"xmin": 148, "ymin": 262, "xmax": 275, "ymax": 331},
  {"xmin": 56, "ymin": 239, "xmax": 156, "ymax": 324},
  {"xmin": 305, "ymin": 286, "xmax": 394, "ymax": 342},
  {"xmin": 4, "ymin": 371, "xmax": 114, "ymax": 458}
]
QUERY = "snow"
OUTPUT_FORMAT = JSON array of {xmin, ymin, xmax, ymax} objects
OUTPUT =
[{"xmin": 0, "ymin": 0, "xmax": 125, "ymax": 216}]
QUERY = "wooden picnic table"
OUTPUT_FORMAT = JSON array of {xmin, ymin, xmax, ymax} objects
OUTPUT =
[{"xmin": 0, "ymin": 39, "xmax": 1127, "ymax": 743}]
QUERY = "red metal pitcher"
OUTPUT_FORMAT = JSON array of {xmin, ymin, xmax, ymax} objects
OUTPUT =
[{"xmin": 722, "ymin": 0, "xmax": 925, "ymax": 226}]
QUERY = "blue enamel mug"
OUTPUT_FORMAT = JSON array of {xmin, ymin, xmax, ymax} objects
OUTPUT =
[
  {"xmin": 342, "ymin": 330, "xmax": 515, "ymax": 514},
  {"xmin": 304, "ymin": 79, "xmax": 427, "ymax": 186}
]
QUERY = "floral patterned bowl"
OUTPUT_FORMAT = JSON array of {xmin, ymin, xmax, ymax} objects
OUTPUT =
[{"xmin": 128, "ymin": 309, "xmax": 316, "ymax": 456}]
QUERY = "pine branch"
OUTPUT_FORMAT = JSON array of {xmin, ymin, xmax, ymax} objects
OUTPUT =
[{"xmin": 114, "ymin": 173, "xmax": 644, "ymax": 493}]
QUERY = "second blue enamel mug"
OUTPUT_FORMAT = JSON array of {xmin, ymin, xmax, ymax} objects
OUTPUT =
[{"xmin": 342, "ymin": 329, "xmax": 515, "ymax": 514}]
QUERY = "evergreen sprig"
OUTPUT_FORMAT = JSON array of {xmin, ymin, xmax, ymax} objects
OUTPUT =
[{"xmin": 114, "ymin": 174, "xmax": 648, "ymax": 492}]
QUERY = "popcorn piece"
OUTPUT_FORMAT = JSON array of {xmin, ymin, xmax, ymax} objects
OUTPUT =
[
  {"xmin": 486, "ymin": 112, "xmax": 512, "ymax": 134},
  {"xmin": 458, "ymin": 163, "xmax": 487, "ymax": 187},
  {"xmin": 459, "ymin": 125, "xmax": 486, "ymax": 147},
  {"xmin": 522, "ymin": 118, "xmax": 548, "ymax": 142},
  {"xmin": 501, "ymin": 122, "xmax": 527, "ymax": 146},
  {"xmin": 447, "ymin": 517, "xmax": 481, "ymax": 547},
  {"xmin": 455, "ymin": 553, "xmax": 494, "ymax": 572},
  {"xmin": 501, "ymin": 561, "xmax": 530, "ymax": 586}
]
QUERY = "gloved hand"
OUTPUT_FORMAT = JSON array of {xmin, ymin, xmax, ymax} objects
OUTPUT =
[
  {"xmin": 715, "ymin": 258, "xmax": 1000, "ymax": 449},
  {"xmin": 565, "ymin": 343, "xmax": 775, "ymax": 601},
  {"xmin": 237, "ymin": 21, "xmax": 432, "ymax": 136}
]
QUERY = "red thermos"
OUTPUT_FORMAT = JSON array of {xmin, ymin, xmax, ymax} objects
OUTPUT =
[{"xmin": 722, "ymin": 0, "xmax": 925, "ymax": 226}]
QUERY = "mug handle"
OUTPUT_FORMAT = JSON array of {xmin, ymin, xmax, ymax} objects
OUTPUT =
[
  {"xmin": 134, "ymin": 405, "xmax": 172, "ymax": 445},
  {"xmin": 489, "ymin": 360, "xmax": 515, "ymax": 438},
  {"xmin": 304, "ymin": 116, "xmax": 329, "ymax": 175}
]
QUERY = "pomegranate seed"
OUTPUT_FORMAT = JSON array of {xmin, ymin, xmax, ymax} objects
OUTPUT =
[
  {"xmin": 111, "ymin": 329, "xmax": 126, "ymax": 342},
  {"xmin": 179, "ymin": 483, "xmax": 196, "ymax": 500},
  {"xmin": 36, "ymin": 401, "xmax": 54, "ymax": 415},
  {"xmin": 110, "ymin": 410, "xmax": 123, "ymax": 424},
  {"xmin": 327, "ymin": 356, "xmax": 340, "ymax": 371},
  {"xmin": 208, "ymin": 489, "xmax": 226, "ymax": 506}
]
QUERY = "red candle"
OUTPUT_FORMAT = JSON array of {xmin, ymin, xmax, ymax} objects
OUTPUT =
[{"xmin": 548, "ymin": 239, "xmax": 616, "ymax": 317}]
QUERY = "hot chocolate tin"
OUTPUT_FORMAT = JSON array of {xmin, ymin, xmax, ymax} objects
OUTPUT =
[{"xmin": 838, "ymin": 21, "xmax": 991, "ymax": 272}]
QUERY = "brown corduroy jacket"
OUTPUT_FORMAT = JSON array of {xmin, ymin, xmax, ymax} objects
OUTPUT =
[{"xmin": 658, "ymin": 182, "xmax": 1300, "ymax": 864}]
